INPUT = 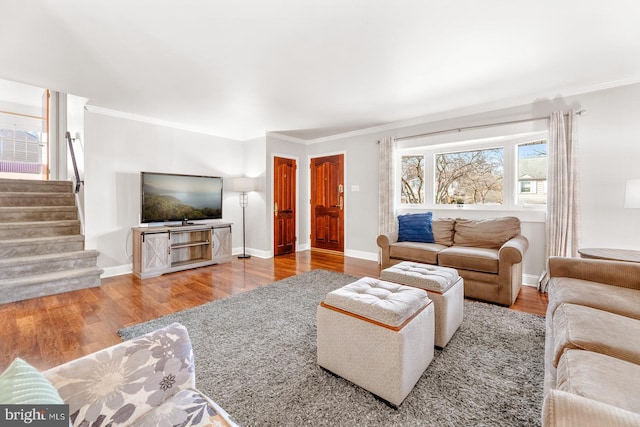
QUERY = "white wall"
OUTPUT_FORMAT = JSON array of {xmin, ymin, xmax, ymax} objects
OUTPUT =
[
  {"xmin": 241, "ymin": 137, "xmax": 269, "ymax": 257},
  {"xmin": 575, "ymin": 83, "xmax": 640, "ymax": 249},
  {"xmin": 84, "ymin": 112, "xmax": 244, "ymax": 276}
]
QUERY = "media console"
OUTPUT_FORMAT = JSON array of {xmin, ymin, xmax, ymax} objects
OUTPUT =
[{"xmin": 132, "ymin": 223, "xmax": 232, "ymax": 279}]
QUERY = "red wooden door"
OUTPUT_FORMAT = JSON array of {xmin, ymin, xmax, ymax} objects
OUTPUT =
[
  {"xmin": 310, "ymin": 154, "xmax": 344, "ymax": 252},
  {"xmin": 273, "ymin": 157, "xmax": 296, "ymax": 256}
]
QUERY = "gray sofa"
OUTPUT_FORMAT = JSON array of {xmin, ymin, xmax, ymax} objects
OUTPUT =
[
  {"xmin": 542, "ymin": 256, "xmax": 640, "ymax": 426},
  {"xmin": 377, "ymin": 216, "xmax": 528, "ymax": 306}
]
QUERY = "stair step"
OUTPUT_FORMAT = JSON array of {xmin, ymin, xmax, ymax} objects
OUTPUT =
[
  {"xmin": 0, "ymin": 192, "xmax": 76, "ymax": 207},
  {"xmin": 0, "ymin": 178, "xmax": 73, "ymax": 194},
  {"xmin": 0, "ymin": 250, "xmax": 99, "ymax": 279},
  {"xmin": 0, "ymin": 206, "xmax": 78, "ymax": 222},
  {"xmin": 0, "ymin": 235, "xmax": 85, "ymax": 258},
  {"xmin": 0, "ymin": 267, "xmax": 103, "ymax": 304},
  {"xmin": 0, "ymin": 220, "xmax": 81, "ymax": 239}
]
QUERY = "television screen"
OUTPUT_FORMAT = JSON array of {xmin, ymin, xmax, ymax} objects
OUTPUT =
[{"xmin": 141, "ymin": 172, "xmax": 223, "ymax": 223}]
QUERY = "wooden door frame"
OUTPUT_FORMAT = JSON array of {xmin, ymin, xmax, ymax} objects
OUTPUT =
[
  {"xmin": 271, "ymin": 153, "xmax": 300, "ymax": 256},
  {"xmin": 308, "ymin": 151, "xmax": 347, "ymax": 252}
]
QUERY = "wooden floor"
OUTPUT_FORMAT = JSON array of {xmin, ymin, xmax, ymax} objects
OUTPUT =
[{"xmin": 0, "ymin": 251, "xmax": 548, "ymax": 372}]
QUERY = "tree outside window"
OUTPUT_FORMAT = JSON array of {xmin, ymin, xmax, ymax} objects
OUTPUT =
[
  {"xmin": 401, "ymin": 155, "xmax": 424, "ymax": 204},
  {"xmin": 435, "ymin": 148, "xmax": 504, "ymax": 205}
]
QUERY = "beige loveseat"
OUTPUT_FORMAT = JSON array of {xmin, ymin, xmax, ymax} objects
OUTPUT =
[
  {"xmin": 542, "ymin": 256, "xmax": 640, "ymax": 426},
  {"xmin": 377, "ymin": 216, "xmax": 528, "ymax": 306}
]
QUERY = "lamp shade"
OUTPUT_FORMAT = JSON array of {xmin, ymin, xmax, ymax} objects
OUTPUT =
[
  {"xmin": 624, "ymin": 179, "xmax": 640, "ymax": 208},
  {"xmin": 233, "ymin": 177, "xmax": 258, "ymax": 193}
]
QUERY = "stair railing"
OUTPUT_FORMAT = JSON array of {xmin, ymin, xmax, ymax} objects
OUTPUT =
[{"xmin": 66, "ymin": 131, "xmax": 84, "ymax": 193}]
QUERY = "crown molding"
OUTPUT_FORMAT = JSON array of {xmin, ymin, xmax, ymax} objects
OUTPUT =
[
  {"xmin": 266, "ymin": 131, "xmax": 309, "ymax": 144},
  {"xmin": 84, "ymin": 104, "xmax": 241, "ymax": 141},
  {"xmin": 297, "ymin": 76, "xmax": 640, "ymax": 144}
]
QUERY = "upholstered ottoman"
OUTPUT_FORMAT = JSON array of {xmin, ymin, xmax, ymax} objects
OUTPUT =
[
  {"xmin": 316, "ymin": 277, "xmax": 434, "ymax": 407},
  {"xmin": 380, "ymin": 261, "xmax": 463, "ymax": 348}
]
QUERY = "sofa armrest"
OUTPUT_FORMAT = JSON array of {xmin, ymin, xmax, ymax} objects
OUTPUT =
[
  {"xmin": 377, "ymin": 232, "xmax": 398, "ymax": 248},
  {"xmin": 549, "ymin": 256, "xmax": 640, "ymax": 290},
  {"xmin": 543, "ymin": 389, "xmax": 640, "ymax": 427},
  {"xmin": 377, "ymin": 233, "xmax": 398, "ymax": 267},
  {"xmin": 499, "ymin": 234, "xmax": 529, "ymax": 265},
  {"xmin": 45, "ymin": 323, "xmax": 196, "ymax": 426}
]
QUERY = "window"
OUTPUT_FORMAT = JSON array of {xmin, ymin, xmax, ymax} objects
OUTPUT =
[
  {"xmin": 517, "ymin": 140, "xmax": 547, "ymax": 205},
  {"xmin": 397, "ymin": 133, "xmax": 547, "ymax": 210},
  {"xmin": 435, "ymin": 147, "xmax": 504, "ymax": 205},
  {"xmin": 401, "ymin": 155, "xmax": 424, "ymax": 204},
  {"xmin": 519, "ymin": 181, "xmax": 535, "ymax": 193}
]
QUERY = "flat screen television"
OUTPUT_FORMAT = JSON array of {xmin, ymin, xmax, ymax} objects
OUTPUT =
[{"xmin": 141, "ymin": 172, "xmax": 223, "ymax": 224}]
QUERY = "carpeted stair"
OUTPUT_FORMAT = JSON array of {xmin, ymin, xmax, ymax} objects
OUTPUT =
[{"xmin": 0, "ymin": 178, "xmax": 102, "ymax": 304}]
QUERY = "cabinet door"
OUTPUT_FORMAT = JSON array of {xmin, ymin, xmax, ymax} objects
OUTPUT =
[
  {"xmin": 212, "ymin": 226, "xmax": 232, "ymax": 262},
  {"xmin": 141, "ymin": 233, "xmax": 170, "ymax": 274}
]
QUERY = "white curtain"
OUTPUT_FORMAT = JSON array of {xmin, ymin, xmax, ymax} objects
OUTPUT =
[
  {"xmin": 538, "ymin": 110, "xmax": 580, "ymax": 292},
  {"xmin": 378, "ymin": 136, "xmax": 396, "ymax": 238}
]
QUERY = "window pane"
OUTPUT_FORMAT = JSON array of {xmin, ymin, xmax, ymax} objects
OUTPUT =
[
  {"xmin": 435, "ymin": 148, "xmax": 504, "ymax": 205},
  {"xmin": 517, "ymin": 141, "xmax": 547, "ymax": 205},
  {"xmin": 401, "ymin": 155, "xmax": 425, "ymax": 204}
]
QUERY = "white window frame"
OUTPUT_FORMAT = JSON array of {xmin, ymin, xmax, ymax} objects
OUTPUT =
[{"xmin": 396, "ymin": 131, "xmax": 548, "ymax": 214}]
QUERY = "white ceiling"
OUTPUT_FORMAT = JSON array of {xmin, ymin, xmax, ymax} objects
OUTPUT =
[{"xmin": 1, "ymin": 1, "xmax": 639, "ymax": 141}]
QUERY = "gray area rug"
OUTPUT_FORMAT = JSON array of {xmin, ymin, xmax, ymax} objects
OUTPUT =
[{"xmin": 119, "ymin": 269, "xmax": 545, "ymax": 426}]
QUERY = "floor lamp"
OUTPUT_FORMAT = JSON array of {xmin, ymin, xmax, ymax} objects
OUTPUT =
[{"xmin": 233, "ymin": 177, "xmax": 257, "ymax": 259}]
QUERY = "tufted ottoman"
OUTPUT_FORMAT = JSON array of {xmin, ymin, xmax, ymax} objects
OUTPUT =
[
  {"xmin": 380, "ymin": 261, "xmax": 464, "ymax": 348},
  {"xmin": 316, "ymin": 277, "xmax": 434, "ymax": 407}
]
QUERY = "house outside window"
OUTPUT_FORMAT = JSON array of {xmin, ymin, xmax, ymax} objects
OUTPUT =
[{"xmin": 517, "ymin": 141, "xmax": 547, "ymax": 206}]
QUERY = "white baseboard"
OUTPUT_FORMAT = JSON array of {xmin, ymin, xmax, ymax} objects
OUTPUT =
[
  {"xmin": 233, "ymin": 247, "xmax": 272, "ymax": 259},
  {"xmin": 101, "ymin": 264, "xmax": 133, "ymax": 278},
  {"xmin": 522, "ymin": 273, "xmax": 539, "ymax": 287},
  {"xmin": 344, "ymin": 249, "xmax": 378, "ymax": 262}
]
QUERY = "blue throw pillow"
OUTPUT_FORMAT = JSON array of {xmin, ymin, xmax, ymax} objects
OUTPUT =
[{"xmin": 397, "ymin": 212, "xmax": 434, "ymax": 243}]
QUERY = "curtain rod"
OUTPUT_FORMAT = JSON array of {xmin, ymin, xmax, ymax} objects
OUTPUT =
[{"xmin": 393, "ymin": 109, "xmax": 586, "ymax": 142}]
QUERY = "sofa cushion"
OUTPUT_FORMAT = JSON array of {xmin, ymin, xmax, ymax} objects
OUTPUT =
[
  {"xmin": 557, "ymin": 349, "xmax": 640, "ymax": 414},
  {"xmin": 397, "ymin": 212, "xmax": 434, "ymax": 243},
  {"xmin": 552, "ymin": 303, "xmax": 640, "ymax": 367},
  {"xmin": 131, "ymin": 388, "xmax": 233, "ymax": 427},
  {"xmin": 432, "ymin": 218, "xmax": 455, "ymax": 246},
  {"xmin": 548, "ymin": 277, "xmax": 640, "ymax": 320},
  {"xmin": 453, "ymin": 217, "xmax": 520, "ymax": 249},
  {"xmin": 390, "ymin": 242, "xmax": 446, "ymax": 265},
  {"xmin": 437, "ymin": 246, "xmax": 499, "ymax": 274},
  {"xmin": 543, "ymin": 389, "xmax": 640, "ymax": 427}
]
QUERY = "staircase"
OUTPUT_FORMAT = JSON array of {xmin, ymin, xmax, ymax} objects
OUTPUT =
[{"xmin": 0, "ymin": 178, "xmax": 103, "ymax": 304}]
